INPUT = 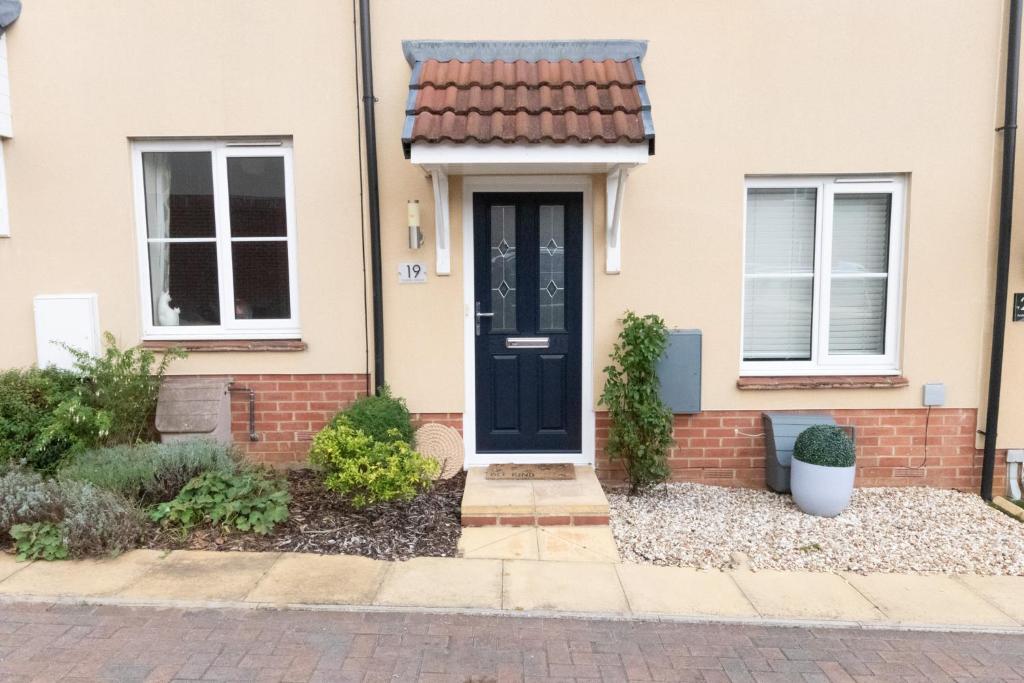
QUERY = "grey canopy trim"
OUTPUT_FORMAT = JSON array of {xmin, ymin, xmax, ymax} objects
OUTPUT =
[
  {"xmin": 402, "ymin": 39, "xmax": 647, "ymax": 66},
  {"xmin": 0, "ymin": 0, "xmax": 20, "ymax": 33}
]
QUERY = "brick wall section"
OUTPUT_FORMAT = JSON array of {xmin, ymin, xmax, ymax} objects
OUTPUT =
[
  {"xmin": 227, "ymin": 376, "xmax": 465, "ymax": 465},
  {"xmin": 411, "ymin": 413, "xmax": 464, "ymax": 434},
  {"xmin": 229, "ymin": 374, "xmax": 369, "ymax": 465},
  {"xmin": 596, "ymin": 408, "xmax": 1006, "ymax": 493},
  {"xmin": 223, "ymin": 378, "xmax": 1004, "ymax": 492}
]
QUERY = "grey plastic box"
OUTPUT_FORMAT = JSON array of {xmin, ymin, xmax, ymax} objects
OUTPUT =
[
  {"xmin": 657, "ymin": 329, "xmax": 701, "ymax": 414},
  {"xmin": 762, "ymin": 412, "xmax": 836, "ymax": 493}
]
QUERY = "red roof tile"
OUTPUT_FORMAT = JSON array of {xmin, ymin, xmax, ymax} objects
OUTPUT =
[{"xmin": 403, "ymin": 53, "xmax": 653, "ymax": 153}]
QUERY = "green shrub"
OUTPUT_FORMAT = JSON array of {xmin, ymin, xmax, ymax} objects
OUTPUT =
[
  {"xmin": 10, "ymin": 522, "xmax": 67, "ymax": 561},
  {"xmin": 0, "ymin": 469, "xmax": 63, "ymax": 534},
  {"xmin": 599, "ymin": 311, "xmax": 673, "ymax": 492},
  {"xmin": 793, "ymin": 424, "xmax": 856, "ymax": 468},
  {"xmin": 332, "ymin": 385, "xmax": 413, "ymax": 444},
  {"xmin": 60, "ymin": 440, "xmax": 237, "ymax": 505},
  {"xmin": 151, "ymin": 470, "xmax": 290, "ymax": 535},
  {"xmin": 0, "ymin": 367, "xmax": 81, "ymax": 472},
  {"xmin": 46, "ymin": 333, "xmax": 185, "ymax": 453},
  {"xmin": 0, "ymin": 469, "xmax": 143, "ymax": 558},
  {"xmin": 310, "ymin": 422, "xmax": 439, "ymax": 508}
]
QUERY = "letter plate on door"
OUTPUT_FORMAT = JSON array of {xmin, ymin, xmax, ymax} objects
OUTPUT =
[{"xmin": 505, "ymin": 337, "xmax": 550, "ymax": 349}]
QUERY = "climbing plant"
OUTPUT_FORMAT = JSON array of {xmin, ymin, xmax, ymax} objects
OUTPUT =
[{"xmin": 600, "ymin": 311, "xmax": 673, "ymax": 492}]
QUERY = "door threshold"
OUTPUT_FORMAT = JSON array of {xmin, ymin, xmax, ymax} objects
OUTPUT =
[{"xmin": 465, "ymin": 452, "xmax": 591, "ymax": 467}]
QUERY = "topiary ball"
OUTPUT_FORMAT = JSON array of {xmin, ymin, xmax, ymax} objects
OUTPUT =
[{"xmin": 793, "ymin": 424, "xmax": 855, "ymax": 468}]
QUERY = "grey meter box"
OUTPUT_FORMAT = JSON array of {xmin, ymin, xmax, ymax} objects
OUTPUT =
[
  {"xmin": 922, "ymin": 383, "xmax": 946, "ymax": 407},
  {"xmin": 762, "ymin": 412, "xmax": 836, "ymax": 493},
  {"xmin": 657, "ymin": 329, "xmax": 701, "ymax": 414}
]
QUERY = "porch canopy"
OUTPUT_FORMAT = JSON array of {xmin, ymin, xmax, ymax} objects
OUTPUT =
[{"xmin": 401, "ymin": 40, "xmax": 655, "ymax": 274}]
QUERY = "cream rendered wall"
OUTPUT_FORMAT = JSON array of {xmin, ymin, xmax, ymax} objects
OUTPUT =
[
  {"xmin": 0, "ymin": 1, "xmax": 368, "ymax": 376},
  {"xmin": 996, "ymin": 76, "xmax": 1024, "ymax": 449},
  {"xmin": 371, "ymin": 0, "xmax": 1005, "ymax": 414},
  {"xmin": 0, "ymin": 1, "xmax": 1009, "ymax": 420}
]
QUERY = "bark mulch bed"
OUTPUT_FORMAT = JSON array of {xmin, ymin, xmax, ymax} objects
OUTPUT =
[{"xmin": 144, "ymin": 469, "xmax": 465, "ymax": 561}]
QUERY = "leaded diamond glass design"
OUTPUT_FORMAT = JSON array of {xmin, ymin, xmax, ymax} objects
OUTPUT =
[
  {"xmin": 538, "ymin": 205, "xmax": 565, "ymax": 332},
  {"xmin": 490, "ymin": 205, "xmax": 516, "ymax": 332}
]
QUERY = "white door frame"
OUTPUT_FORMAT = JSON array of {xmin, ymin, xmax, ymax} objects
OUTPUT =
[{"xmin": 462, "ymin": 175, "xmax": 595, "ymax": 467}]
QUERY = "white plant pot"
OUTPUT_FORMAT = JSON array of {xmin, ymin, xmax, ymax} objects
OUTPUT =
[{"xmin": 790, "ymin": 458, "xmax": 856, "ymax": 517}]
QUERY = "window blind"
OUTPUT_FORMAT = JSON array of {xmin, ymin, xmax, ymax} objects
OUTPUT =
[
  {"xmin": 829, "ymin": 193, "xmax": 891, "ymax": 355},
  {"xmin": 743, "ymin": 188, "xmax": 816, "ymax": 360}
]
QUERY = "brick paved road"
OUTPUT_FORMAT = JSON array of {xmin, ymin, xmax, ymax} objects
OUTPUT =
[{"xmin": 1, "ymin": 602, "xmax": 1023, "ymax": 682}]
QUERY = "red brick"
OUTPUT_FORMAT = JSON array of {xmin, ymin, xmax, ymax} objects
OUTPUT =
[
  {"xmin": 536, "ymin": 515, "xmax": 571, "ymax": 525},
  {"xmin": 462, "ymin": 516, "xmax": 498, "ymax": 527},
  {"xmin": 497, "ymin": 516, "xmax": 537, "ymax": 526},
  {"xmin": 572, "ymin": 515, "xmax": 609, "ymax": 525}
]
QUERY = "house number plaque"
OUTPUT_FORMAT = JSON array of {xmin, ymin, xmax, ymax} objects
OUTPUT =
[{"xmin": 398, "ymin": 262, "xmax": 427, "ymax": 284}]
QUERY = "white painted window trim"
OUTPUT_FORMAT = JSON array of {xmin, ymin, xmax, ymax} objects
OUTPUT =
[
  {"xmin": 739, "ymin": 175, "xmax": 906, "ymax": 377},
  {"xmin": 0, "ymin": 141, "xmax": 9, "ymax": 238},
  {"xmin": 132, "ymin": 139, "xmax": 301, "ymax": 341},
  {"xmin": 462, "ymin": 175, "xmax": 595, "ymax": 467}
]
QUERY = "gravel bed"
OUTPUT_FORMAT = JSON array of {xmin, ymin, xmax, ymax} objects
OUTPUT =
[
  {"xmin": 146, "ymin": 469, "xmax": 464, "ymax": 561},
  {"xmin": 608, "ymin": 483, "xmax": 1024, "ymax": 575}
]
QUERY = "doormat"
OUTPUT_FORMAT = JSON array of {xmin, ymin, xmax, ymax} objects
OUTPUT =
[{"xmin": 485, "ymin": 464, "xmax": 576, "ymax": 480}]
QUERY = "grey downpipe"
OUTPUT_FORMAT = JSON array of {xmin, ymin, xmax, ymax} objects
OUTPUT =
[
  {"xmin": 358, "ymin": 0, "xmax": 385, "ymax": 393},
  {"xmin": 983, "ymin": 0, "xmax": 1022, "ymax": 501}
]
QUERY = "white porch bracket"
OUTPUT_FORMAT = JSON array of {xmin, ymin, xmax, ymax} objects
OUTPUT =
[
  {"xmin": 605, "ymin": 164, "xmax": 634, "ymax": 274},
  {"xmin": 1009, "ymin": 449, "xmax": 1024, "ymax": 500},
  {"xmin": 427, "ymin": 166, "xmax": 451, "ymax": 275}
]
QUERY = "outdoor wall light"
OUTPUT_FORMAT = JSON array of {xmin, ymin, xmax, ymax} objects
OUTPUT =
[{"xmin": 407, "ymin": 199, "xmax": 423, "ymax": 249}]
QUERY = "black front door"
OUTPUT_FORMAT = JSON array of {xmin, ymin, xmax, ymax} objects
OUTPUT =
[{"xmin": 474, "ymin": 192, "xmax": 583, "ymax": 453}]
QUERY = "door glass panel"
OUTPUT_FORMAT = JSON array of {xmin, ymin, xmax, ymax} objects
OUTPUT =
[
  {"xmin": 489, "ymin": 205, "xmax": 516, "ymax": 332},
  {"xmin": 538, "ymin": 205, "xmax": 565, "ymax": 332}
]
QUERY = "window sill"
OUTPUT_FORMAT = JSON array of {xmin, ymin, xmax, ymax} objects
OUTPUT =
[
  {"xmin": 141, "ymin": 339, "xmax": 308, "ymax": 353},
  {"xmin": 737, "ymin": 375, "xmax": 909, "ymax": 390}
]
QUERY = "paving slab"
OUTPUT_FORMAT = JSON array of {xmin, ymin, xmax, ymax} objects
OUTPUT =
[
  {"xmin": 537, "ymin": 526, "xmax": 620, "ymax": 562},
  {"xmin": 458, "ymin": 527, "xmax": 539, "ymax": 560},
  {"xmin": 116, "ymin": 550, "xmax": 281, "ymax": 601},
  {"xmin": 0, "ymin": 553, "xmax": 30, "ymax": 582},
  {"xmin": 375, "ymin": 558, "xmax": 502, "ymax": 609},
  {"xmin": 617, "ymin": 564, "xmax": 758, "ymax": 617},
  {"xmin": 843, "ymin": 572, "xmax": 1019, "ymax": 627},
  {"xmin": 956, "ymin": 575, "xmax": 1024, "ymax": 625},
  {"xmin": 0, "ymin": 550, "xmax": 164, "ymax": 597},
  {"xmin": 245, "ymin": 553, "xmax": 388, "ymax": 605},
  {"xmin": 531, "ymin": 467, "xmax": 609, "ymax": 515},
  {"xmin": 461, "ymin": 466, "xmax": 609, "ymax": 518},
  {"xmin": 502, "ymin": 560, "xmax": 628, "ymax": 613},
  {"xmin": 461, "ymin": 468, "xmax": 535, "ymax": 515},
  {"xmin": 731, "ymin": 570, "xmax": 884, "ymax": 621}
]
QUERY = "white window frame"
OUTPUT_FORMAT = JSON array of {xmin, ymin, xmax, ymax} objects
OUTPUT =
[
  {"xmin": 132, "ymin": 140, "xmax": 300, "ymax": 340},
  {"xmin": 740, "ymin": 175, "xmax": 905, "ymax": 376},
  {"xmin": 0, "ymin": 141, "xmax": 9, "ymax": 238}
]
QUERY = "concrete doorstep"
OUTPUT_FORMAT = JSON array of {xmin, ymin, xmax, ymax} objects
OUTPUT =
[{"xmin": 1, "ymin": 549, "xmax": 1023, "ymax": 633}]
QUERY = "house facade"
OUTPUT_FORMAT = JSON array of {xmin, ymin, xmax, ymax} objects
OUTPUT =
[{"xmin": 0, "ymin": 1, "xmax": 1021, "ymax": 493}]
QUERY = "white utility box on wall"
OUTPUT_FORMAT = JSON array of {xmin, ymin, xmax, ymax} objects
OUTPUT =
[{"xmin": 33, "ymin": 294, "xmax": 100, "ymax": 369}]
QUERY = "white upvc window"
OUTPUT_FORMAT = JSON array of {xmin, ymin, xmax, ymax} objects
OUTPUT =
[
  {"xmin": 741, "ymin": 175, "xmax": 905, "ymax": 376},
  {"xmin": 132, "ymin": 140, "xmax": 300, "ymax": 340}
]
